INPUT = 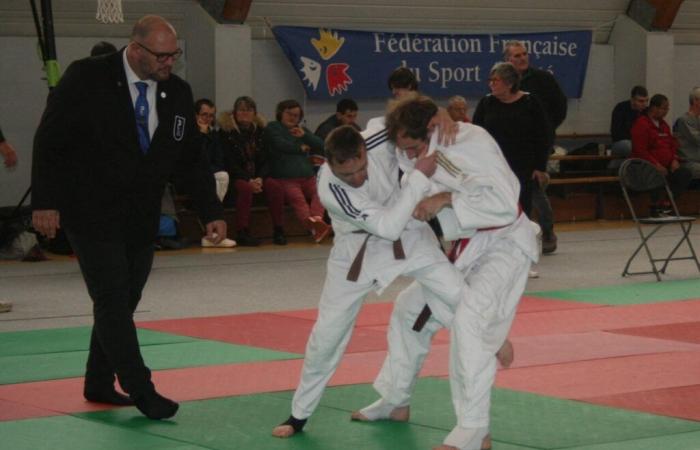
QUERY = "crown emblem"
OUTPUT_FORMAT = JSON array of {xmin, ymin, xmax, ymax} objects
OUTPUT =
[{"xmin": 311, "ymin": 28, "xmax": 345, "ymax": 60}]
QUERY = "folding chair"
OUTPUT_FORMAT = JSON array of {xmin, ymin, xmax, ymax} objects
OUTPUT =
[{"xmin": 618, "ymin": 158, "xmax": 700, "ymax": 281}]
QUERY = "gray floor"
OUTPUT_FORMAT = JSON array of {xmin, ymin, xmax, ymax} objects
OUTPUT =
[{"xmin": 2, "ymin": 223, "xmax": 700, "ymax": 332}]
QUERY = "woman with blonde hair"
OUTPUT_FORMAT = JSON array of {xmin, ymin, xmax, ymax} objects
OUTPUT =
[{"xmin": 219, "ymin": 96, "xmax": 284, "ymax": 246}]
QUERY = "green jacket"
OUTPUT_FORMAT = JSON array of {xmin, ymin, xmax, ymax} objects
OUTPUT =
[{"xmin": 263, "ymin": 121, "xmax": 324, "ymax": 178}]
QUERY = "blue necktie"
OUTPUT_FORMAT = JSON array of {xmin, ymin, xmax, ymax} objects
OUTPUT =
[{"xmin": 135, "ymin": 81, "xmax": 150, "ymax": 154}]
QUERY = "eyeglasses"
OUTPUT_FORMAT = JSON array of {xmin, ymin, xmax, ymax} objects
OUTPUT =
[{"xmin": 134, "ymin": 41, "xmax": 183, "ymax": 62}]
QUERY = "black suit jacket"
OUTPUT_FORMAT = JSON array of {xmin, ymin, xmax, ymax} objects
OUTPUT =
[{"xmin": 32, "ymin": 50, "xmax": 222, "ymax": 243}]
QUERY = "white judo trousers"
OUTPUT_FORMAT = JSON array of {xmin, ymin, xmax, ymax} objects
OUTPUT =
[
  {"xmin": 373, "ymin": 221, "xmax": 532, "ymax": 428},
  {"xmin": 291, "ymin": 226, "xmax": 464, "ymax": 419},
  {"xmin": 290, "ymin": 126, "xmax": 465, "ymax": 420},
  {"xmin": 371, "ymin": 123, "xmax": 539, "ymax": 449}
]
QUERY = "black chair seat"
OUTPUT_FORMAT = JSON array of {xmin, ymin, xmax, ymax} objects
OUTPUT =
[
  {"xmin": 618, "ymin": 158, "xmax": 700, "ymax": 281},
  {"xmin": 638, "ymin": 216, "xmax": 696, "ymax": 224}
]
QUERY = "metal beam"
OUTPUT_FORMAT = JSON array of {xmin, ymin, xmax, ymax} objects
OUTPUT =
[
  {"xmin": 648, "ymin": 0, "xmax": 683, "ymax": 31},
  {"xmin": 222, "ymin": 0, "xmax": 252, "ymax": 23},
  {"xmin": 627, "ymin": 0, "xmax": 684, "ymax": 31}
]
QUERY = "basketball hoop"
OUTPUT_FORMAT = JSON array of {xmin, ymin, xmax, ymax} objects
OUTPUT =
[{"xmin": 96, "ymin": 0, "xmax": 124, "ymax": 24}]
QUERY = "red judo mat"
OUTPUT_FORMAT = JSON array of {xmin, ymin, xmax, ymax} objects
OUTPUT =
[
  {"xmin": 508, "ymin": 299, "xmax": 700, "ymax": 337},
  {"xmin": 0, "ymin": 344, "xmax": 453, "ymax": 421},
  {"xmin": 138, "ymin": 297, "xmax": 601, "ymax": 355},
  {"xmin": 609, "ymin": 321, "xmax": 700, "ymax": 344},
  {"xmin": 495, "ymin": 351, "xmax": 700, "ymax": 399},
  {"xmin": 138, "ymin": 312, "xmax": 391, "ymax": 354},
  {"xmin": 586, "ymin": 384, "xmax": 700, "ymax": 422},
  {"xmin": 4, "ymin": 296, "xmax": 699, "ymax": 425}
]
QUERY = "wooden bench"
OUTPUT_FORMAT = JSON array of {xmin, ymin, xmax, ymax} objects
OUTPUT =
[
  {"xmin": 546, "ymin": 153, "xmax": 622, "ymax": 220},
  {"xmin": 174, "ymin": 194, "xmax": 310, "ymax": 243},
  {"xmin": 549, "ymin": 176, "xmax": 619, "ymax": 186},
  {"xmin": 544, "ymin": 155, "xmax": 700, "ymax": 221}
]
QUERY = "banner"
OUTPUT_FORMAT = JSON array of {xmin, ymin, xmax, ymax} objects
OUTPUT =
[{"xmin": 273, "ymin": 26, "xmax": 592, "ymax": 100}]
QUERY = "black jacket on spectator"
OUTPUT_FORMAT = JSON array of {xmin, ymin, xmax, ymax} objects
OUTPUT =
[
  {"xmin": 314, "ymin": 114, "xmax": 360, "ymax": 142},
  {"xmin": 610, "ymin": 100, "xmax": 643, "ymax": 142},
  {"xmin": 198, "ymin": 129, "xmax": 226, "ymax": 174},
  {"xmin": 520, "ymin": 67, "xmax": 567, "ymax": 133},
  {"xmin": 219, "ymin": 116, "xmax": 269, "ymax": 181}
]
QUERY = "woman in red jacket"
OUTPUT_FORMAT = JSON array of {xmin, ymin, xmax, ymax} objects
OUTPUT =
[{"xmin": 631, "ymin": 94, "xmax": 692, "ymax": 216}]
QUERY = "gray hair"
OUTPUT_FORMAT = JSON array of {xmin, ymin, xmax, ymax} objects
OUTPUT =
[
  {"xmin": 448, "ymin": 95, "xmax": 467, "ymax": 107},
  {"xmin": 490, "ymin": 62, "xmax": 520, "ymax": 93},
  {"xmin": 689, "ymin": 87, "xmax": 700, "ymax": 105},
  {"xmin": 503, "ymin": 40, "xmax": 526, "ymax": 60}
]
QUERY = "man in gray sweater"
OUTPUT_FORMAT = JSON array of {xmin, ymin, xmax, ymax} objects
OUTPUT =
[{"xmin": 675, "ymin": 86, "xmax": 700, "ymax": 180}]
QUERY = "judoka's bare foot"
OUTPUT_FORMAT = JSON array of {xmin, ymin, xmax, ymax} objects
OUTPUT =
[
  {"xmin": 432, "ymin": 434, "xmax": 491, "ymax": 450},
  {"xmin": 351, "ymin": 398, "xmax": 410, "ymax": 422},
  {"xmin": 351, "ymin": 404, "xmax": 409, "ymax": 422},
  {"xmin": 496, "ymin": 339, "xmax": 514, "ymax": 368},
  {"xmin": 272, "ymin": 415, "xmax": 307, "ymax": 438},
  {"xmin": 272, "ymin": 424, "xmax": 295, "ymax": 438}
]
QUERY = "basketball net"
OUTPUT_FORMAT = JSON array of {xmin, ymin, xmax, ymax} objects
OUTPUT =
[{"xmin": 96, "ymin": 0, "xmax": 124, "ymax": 24}]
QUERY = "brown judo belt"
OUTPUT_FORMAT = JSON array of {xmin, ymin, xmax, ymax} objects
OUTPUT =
[{"xmin": 346, "ymin": 231, "xmax": 405, "ymax": 282}]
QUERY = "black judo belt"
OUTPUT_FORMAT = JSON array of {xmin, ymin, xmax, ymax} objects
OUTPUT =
[{"xmin": 346, "ymin": 231, "xmax": 405, "ymax": 282}]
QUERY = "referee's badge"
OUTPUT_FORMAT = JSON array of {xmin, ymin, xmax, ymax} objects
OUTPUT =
[{"xmin": 173, "ymin": 115, "xmax": 186, "ymax": 141}]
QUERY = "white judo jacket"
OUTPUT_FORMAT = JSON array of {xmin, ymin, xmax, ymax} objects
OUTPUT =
[
  {"xmin": 316, "ymin": 125, "xmax": 457, "ymax": 325},
  {"xmin": 396, "ymin": 122, "xmax": 540, "ymax": 271}
]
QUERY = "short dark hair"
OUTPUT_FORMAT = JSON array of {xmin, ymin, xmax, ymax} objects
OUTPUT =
[
  {"xmin": 336, "ymin": 98, "xmax": 358, "ymax": 114},
  {"xmin": 387, "ymin": 67, "xmax": 418, "ymax": 92},
  {"xmin": 275, "ymin": 99, "xmax": 303, "ymax": 122},
  {"xmin": 325, "ymin": 125, "xmax": 365, "ymax": 165},
  {"xmin": 631, "ymin": 85, "xmax": 648, "ymax": 98},
  {"xmin": 385, "ymin": 95, "xmax": 438, "ymax": 143},
  {"xmin": 90, "ymin": 41, "xmax": 117, "ymax": 57},
  {"xmin": 649, "ymin": 93, "xmax": 668, "ymax": 109},
  {"xmin": 194, "ymin": 98, "xmax": 215, "ymax": 114}
]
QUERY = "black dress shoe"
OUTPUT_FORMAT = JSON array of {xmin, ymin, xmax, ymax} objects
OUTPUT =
[
  {"xmin": 84, "ymin": 387, "xmax": 134, "ymax": 406},
  {"xmin": 273, "ymin": 227, "xmax": 287, "ymax": 246},
  {"xmin": 155, "ymin": 237, "xmax": 185, "ymax": 251},
  {"xmin": 133, "ymin": 389, "xmax": 179, "ymax": 420},
  {"xmin": 236, "ymin": 230, "xmax": 261, "ymax": 247}
]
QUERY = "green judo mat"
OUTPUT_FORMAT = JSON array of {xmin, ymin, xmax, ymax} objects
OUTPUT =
[
  {"xmin": 528, "ymin": 278, "xmax": 700, "ymax": 306},
  {"xmin": 0, "ymin": 327, "xmax": 194, "ymax": 357},
  {"xmin": 0, "ymin": 415, "xmax": 211, "ymax": 450},
  {"xmin": 0, "ymin": 327, "xmax": 300, "ymax": 385},
  {"xmin": 44, "ymin": 378, "xmax": 697, "ymax": 450}
]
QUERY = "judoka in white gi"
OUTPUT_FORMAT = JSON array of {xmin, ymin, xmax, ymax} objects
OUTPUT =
[
  {"xmin": 353, "ymin": 96, "xmax": 540, "ymax": 450},
  {"xmin": 272, "ymin": 124, "xmax": 466, "ymax": 438}
]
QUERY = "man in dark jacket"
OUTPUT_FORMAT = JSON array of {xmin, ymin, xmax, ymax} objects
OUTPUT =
[
  {"xmin": 314, "ymin": 98, "xmax": 360, "ymax": 141},
  {"xmin": 505, "ymin": 40, "xmax": 567, "ymax": 256},
  {"xmin": 31, "ymin": 15, "xmax": 225, "ymax": 420},
  {"xmin": 610, "ymin": 85, "xmax": 649, "ymax": 159}
]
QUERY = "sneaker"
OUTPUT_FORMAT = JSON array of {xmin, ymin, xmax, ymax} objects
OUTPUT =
[
  {"xmin": 307, "ymin": 216, "xmax": 331, "ymax": 243},
  {"xmin": 528, "ymin": 269, "xmax": 539, "ymax": 279},
  {"xmin": 0, "ymin": 301, "xmax": 12, "ymax": 313},
  {"xmin": 273, "ymin": 227, "xmax": 287, "ymax": 246},
  {"xmin": 201, "ymin": 236, "xmax": 237, "ymax": 248},
  {"xmin": 236, "ymin": 230, "xmax": 260, "ymax": 247},
  {"xmin": 542, "ymin": 231, "xmax": 557, "ymax": 255},
  {"xmin": 649, "ymin": 206, "xmax": 672, "ymax": 219}
]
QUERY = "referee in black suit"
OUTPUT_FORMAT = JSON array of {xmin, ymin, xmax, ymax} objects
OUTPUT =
[{"xmin": 31, "ymin": 15, "xmax": 226, "ymax": 420}]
